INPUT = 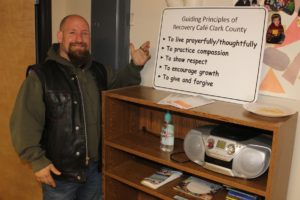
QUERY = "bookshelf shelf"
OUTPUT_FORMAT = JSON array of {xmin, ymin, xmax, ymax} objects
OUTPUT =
[{"xmin": 102, "ymin": 86, "xmax": 297, "ymax": 200}]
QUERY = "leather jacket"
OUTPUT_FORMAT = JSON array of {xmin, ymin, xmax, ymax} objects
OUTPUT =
[{"xmin": 27, "ymin": 60, "xmax": 107, "ymax": 182}]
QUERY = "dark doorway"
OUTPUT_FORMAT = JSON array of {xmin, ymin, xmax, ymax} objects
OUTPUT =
[
  {"xmin": 91, "ymin": 0, "xmax": 131, "ymax": 69},
  {"xmin": 35, "ymin": 0, "xmax": 52, "ymax": 64}
]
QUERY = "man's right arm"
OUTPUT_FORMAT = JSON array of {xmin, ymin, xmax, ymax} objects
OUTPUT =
[{"xmin": 10, "ymin": 72, "xmax": 51, "ymax": 172}]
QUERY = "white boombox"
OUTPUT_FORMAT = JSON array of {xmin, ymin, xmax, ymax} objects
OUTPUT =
[{"xmin": 184, "ymin": 124, "xmax": 272, "ymax": 179}]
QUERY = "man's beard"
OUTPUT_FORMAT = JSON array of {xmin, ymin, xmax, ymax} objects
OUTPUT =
[{"xmin": 68, "ymin": 42, "xmax": 90, "ymax": 67}]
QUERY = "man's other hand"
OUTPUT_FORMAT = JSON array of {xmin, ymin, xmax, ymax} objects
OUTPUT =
[{"xmin": 35, "ymin": 164, "xmax": 61, "ymax": 188}]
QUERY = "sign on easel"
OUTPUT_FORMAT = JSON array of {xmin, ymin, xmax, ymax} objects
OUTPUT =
[{"xmin": 153, "ymin": 7, "xmax": 268, "ymax": 104}]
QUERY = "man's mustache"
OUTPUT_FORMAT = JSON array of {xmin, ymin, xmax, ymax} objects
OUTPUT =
[{"xmin": 70, "ymin": 42, "xmax": 87, "ymax": 48}]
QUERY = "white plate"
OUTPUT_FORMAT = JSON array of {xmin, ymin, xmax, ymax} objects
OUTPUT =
[
  {"xmin": 186, "ymin": 181, "xmax": 211, "ymax": 194},
  {"xmin": 243, "ymin": 103, "xmax": 296, "ymax": 117}
]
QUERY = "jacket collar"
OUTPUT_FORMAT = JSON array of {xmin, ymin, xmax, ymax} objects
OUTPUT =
[{"xmin": 45, "ymin": 43, "xmax": 92, "ymax": 71}]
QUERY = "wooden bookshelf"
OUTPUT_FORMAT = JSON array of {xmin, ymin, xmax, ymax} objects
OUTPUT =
[{"xmin": 102, "ymin": 86, "xmax": 297, "ymax": 200}]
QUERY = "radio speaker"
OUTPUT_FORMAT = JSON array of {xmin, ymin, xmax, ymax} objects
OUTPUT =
[
  {"xmin": 232, "ymin": 145, "xmax": 271, "ymax": 178},
  {"xmin": 183, "ymin": 129, "xmax": 205, "ymax": 166}
]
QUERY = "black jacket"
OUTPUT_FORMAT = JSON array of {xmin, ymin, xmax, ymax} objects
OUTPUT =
[
  {"xmin": 10, "ymin": 43, "xmax": 142, "ymax": 182},
  {"xmin": 28, "ymin": 60, "xmax": 107, "ymax": 182}
]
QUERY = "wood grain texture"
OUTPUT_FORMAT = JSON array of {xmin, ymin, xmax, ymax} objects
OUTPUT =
[{"xmin": 0, "ymin": 1, "xmax": 41, "ymax": 199}]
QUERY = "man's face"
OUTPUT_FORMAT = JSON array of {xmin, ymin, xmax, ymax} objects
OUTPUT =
[{"xmin": 57, "ymin": 16, "xmax": 90, "ymax": 65}]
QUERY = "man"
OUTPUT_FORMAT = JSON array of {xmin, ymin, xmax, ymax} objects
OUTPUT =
[{"xmin": 10, "ymin": 14, "xmax": 150, "ymax": 200}]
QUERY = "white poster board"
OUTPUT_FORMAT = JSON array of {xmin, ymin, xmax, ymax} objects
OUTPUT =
[{"xmin": 153, "ymin": 7, "xmax": 268, "ymax": 104}]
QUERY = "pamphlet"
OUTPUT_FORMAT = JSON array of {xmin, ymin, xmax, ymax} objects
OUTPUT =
[
  {"xmin": 141, "ymin": 167, "xmax": 182, "ymax": 189},
  {"xmin": 158, "ymin": 93, "xmax": 214, "ymax": 109},
  {"xmin": 173, "ymin": 176, "xmax": 223, "ymax": 200}
]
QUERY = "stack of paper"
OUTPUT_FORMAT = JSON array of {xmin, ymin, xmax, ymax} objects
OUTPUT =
[{"xmin": 158, "ymin": 93, "xmax": 214, "ymax": 109}]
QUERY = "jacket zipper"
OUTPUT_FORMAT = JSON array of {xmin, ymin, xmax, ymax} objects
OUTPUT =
[{"xmin": 74, "ymin": 75, "xmax": 90, "ymax": 166}]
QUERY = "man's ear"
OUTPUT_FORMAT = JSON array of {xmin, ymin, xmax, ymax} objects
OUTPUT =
[{"xmin": 57, "ymin": 31, "xmax": 63, "ymax": 43}]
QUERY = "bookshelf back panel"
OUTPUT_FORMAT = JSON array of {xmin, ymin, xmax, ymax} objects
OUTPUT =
[
  {"xmin": 137, "ymin": 192, "xmax": 159, "ymax": 200},
  {"xmin": 104, "ymin": 98, "xmax": 221, "ymax": 140},
  {"xmin": 105, "ymin": 177, "xmax": 139, "ymax": 200},
  {"xmin": 139, "ymin": 106, "xmax": 219, "ymax": 139},
  {"xmin": 104, "ymin": 145, "xmax": 136, "ymax": 170},
  {"xmin": 104, "ymin": 98, "xmax": 141, "ymax": 140}
]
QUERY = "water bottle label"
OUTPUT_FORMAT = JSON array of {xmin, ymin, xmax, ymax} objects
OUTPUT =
[{"xmin": 161, "ymin": 125, "xmax": 174, "ymax": 145}]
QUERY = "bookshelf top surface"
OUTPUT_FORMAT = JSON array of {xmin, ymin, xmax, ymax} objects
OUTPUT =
[{"xmin": 103, "ymin": 86, "xmax": 297, "ymax": 131}]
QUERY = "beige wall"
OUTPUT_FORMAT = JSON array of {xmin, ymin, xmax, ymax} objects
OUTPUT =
[{"xmin": 52, "ymin": 0, "xmax": 91, "ymax": 42}]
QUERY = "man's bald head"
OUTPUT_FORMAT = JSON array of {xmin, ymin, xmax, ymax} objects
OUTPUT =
[
  {"xmin": 57, "ymin": 15, "xmax": 91, "ymax": 66},
  {"xmin": 59, "ymin": 15, "xmax": 89, "ymax": 31}
]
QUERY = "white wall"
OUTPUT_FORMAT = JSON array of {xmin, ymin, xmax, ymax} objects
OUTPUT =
[
  {"xmin": 130, "ymin": 1, "xmax": 300, "ymax": 200},
  {"xmin": 130, "ymin": 0, "xmax": 166, "ymax": 86}
]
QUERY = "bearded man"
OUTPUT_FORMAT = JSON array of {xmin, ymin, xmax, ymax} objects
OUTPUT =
[{"xmin": 10, "ymin": 15, "xmax": 151, "ymax": 200}]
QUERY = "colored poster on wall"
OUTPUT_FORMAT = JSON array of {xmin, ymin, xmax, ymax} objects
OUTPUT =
[
  {"xmin": 259, "ymin": 1, "xmax": 300, "ymax": 100},
  {"xmin": 153, "ymin": 7, "xmax": 268, "ymax": 104}
]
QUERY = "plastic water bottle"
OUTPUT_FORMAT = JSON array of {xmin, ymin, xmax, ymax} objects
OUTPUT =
[{"xmin": 160, "ymin": 111, "xmax": 174, "ymax": 152}]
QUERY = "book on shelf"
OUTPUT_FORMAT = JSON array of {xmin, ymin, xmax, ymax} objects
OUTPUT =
[
  {"xmin": 226, "ymin": 195, "xmax": 239, "ymax": 200},
  {"xmin": 226, "ymin": 187, "xmax": 260, "ymax": 200},
  {"xmin": 173, "ymin": 176, "xmax": 223, "ymax": 200},
  {"xmin": 140, "ymin": 167, "xmax": 182, "ymax": 189}
]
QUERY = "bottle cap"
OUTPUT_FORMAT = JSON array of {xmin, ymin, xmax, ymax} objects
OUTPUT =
[{"xmin": 164, "ymin": 111, "xmax": 172, "ymax": 123}]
